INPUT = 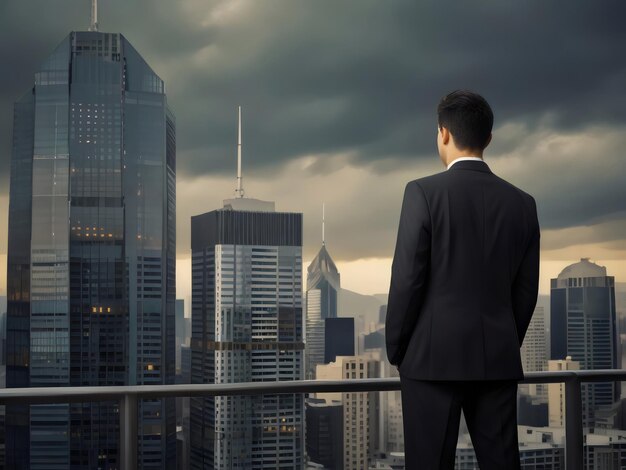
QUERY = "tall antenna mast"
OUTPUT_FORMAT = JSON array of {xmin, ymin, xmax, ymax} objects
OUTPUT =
[
  {"xmin": 89, "ymin": 0, "xmax": 99, "ymax": 32},
  {"xmin": 235, "ymin": 106, "xmax": 244, "ymax": 198},
  {"xmin": 322, "ymin": 203, "xmax": 325, "ymax": 246}
]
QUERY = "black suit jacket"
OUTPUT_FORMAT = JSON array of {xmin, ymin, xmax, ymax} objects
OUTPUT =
[{"xmin": 385, "ymin": 159, "xmax": 540, "ymax": 380}]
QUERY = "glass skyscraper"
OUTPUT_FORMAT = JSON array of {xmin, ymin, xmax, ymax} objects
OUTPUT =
[
  {"xmin": 305, "ymin": 244, "xmax": 340, "ymax": 379},
  {"xmin": 550, "ymin": 258, "xmax": 619, "ymax": 427},
  {"xmin": 6, "ymin": 30, "xmax": 176, "ymax": 468},
  {"xmin": 190, "ymin": 198, "xmax": 304, "ymax": 469}
]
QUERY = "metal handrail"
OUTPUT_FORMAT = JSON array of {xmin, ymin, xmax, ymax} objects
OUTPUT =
[{"xmin": 1, "ymin": 369, "xmax": 625, "ymax": 470}]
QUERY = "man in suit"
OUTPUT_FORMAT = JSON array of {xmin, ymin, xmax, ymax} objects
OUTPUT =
[{"xmin": 385, "ymin": 89, "xmax": 540, "ymax": 469}]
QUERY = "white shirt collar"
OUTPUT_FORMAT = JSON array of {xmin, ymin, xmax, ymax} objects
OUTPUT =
[{"xmin": 446, "ymin": 156, "xmax": 484, "ymax": 170}]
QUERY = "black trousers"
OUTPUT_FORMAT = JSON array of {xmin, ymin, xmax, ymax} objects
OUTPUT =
[{"xmin": 400, "ymin": 375, "xmax": 521, "ymax": 470}]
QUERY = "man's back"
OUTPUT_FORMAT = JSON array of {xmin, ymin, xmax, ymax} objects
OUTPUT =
[
  {"xmin": 385, "ymin": 159, "xmax": 540, "ymax": 380},
  {"xmin": 391, "ymin": 89, "xmax": 535, "ymax": 469}
]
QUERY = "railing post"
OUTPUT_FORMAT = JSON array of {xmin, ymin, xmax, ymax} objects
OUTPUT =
[
  {"xmin": 564, "ymin": 376, "xmax": 583, "ymax": 470},
  {"xmin": 120, "ymin": 393, "xmax": 138, "ymax": 470}
]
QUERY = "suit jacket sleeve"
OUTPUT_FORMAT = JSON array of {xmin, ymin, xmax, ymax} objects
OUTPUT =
[
  {"xmin": 385, "ymin": 181, "xmax": 431, "ymax": 366},
  {"xmin": 512, "ymin": 196, "xmax": 540, "ymax": 346}
]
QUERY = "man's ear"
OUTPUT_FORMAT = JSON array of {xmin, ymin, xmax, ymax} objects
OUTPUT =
[{"xmin": 440, "ymin": 126, "xmax": 450, "ymax": 145}]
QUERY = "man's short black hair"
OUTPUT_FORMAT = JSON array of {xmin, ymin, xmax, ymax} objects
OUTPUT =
[{"xmin": 437, "ymin": 89, "xmax": 493, "ymax": 151}]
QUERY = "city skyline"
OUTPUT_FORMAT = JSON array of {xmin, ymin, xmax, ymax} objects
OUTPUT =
[
  {"xmin": 0, "ymin": 2, "xmax": 625, "ymax": 469},
  {"xmin": 1, "ymin": 1, "xmax": 626, "ymax": 299}
]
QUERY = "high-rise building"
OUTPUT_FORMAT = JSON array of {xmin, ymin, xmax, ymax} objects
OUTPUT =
[
  {"xmin": 190, "ymin": 108, "xmax": 304, "ymax": 469},
  {"xmin": 521, "ymin": 306, "xmax": 548, "ymax": 399},
  {"xmin": 176, "ymin": 299, "xmax": 191, "ymax": 373},
  {"xmin": 548, "ymin": 357, "xmax": 581, "ymax": 427},
  {"xmin": 305, "ymin": 398, "xmax": 343, "ymax": 470},
  {"xmin": 305, "ymin": 212, "xmax": 340, "ymax": 379},
  {"xmin": 316, "ymin": 356, "xmax": 373, "ymax": 470},
  {"xmin": 324, "ymin": 317, "xmax": 354, "ymax": 364},
  {"xmin": 190, "ymin": 204, "xmax": 304, "ymax": 468},
  {"xmin": 384, "ymin": 365, "xmax": 404, "ymax": 454},
  {"xmin": 378, "ymin": 304, "xmax": 387, "ymax": 324},
  {"xmin": 550, "ymin": 258, "xmax": 619, "ymax": 427},
  {"xmin": 5, "ymin": 13, "xmax": 176, "ymax": 468}
]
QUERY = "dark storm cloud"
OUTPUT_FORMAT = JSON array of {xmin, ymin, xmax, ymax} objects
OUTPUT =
[{"xmin": 0, "ymin": 0, "xmax": 625, "ymax": 234}]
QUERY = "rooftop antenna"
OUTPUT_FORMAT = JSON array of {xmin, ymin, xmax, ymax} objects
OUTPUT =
[
  {"xmin": 89, "ymin": 0, "xmax": 99, "ymax": 32},
  {"xmin": 235, "ymin": 106, "xmax": 245, "ymax": 198},
  {"xmin": 322, "ymin": 203, "xmax": 325, "ymax": 246}
]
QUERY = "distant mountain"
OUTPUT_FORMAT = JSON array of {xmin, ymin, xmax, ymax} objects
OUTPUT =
[
  {"xmin": 372, "ymin": 293, "xmax": 389, "ymax": 305},
  {"xmin": 338, "ymin": 288, "xmax": 384, "ymax": 325}
]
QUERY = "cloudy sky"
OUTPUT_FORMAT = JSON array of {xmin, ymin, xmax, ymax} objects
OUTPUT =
[{"xmin": 0, "ymin": 0, "xmax": 625, "ymax": 304}]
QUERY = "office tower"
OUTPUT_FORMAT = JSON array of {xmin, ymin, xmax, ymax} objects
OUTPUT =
[
  {"xmin": 190, "ymin": 206, "xmax": 304, "ymax": 468},
  {"xmin": 178, "ymin": 344, "xmax": 192, "ymax": 470},
  {"xmin": 190, "ymin": 108, "xmax": 304, "ymax": 469},
  {"xmin": 305, "ymin": 208, "xmax": 340, "ymax": 379},
  {"xmin": 518, "ymin": 307, "xmax": 550, "ymax": 427},
  {"xmin": 324, "ymin": 317, "xmax": 355, "ymax": 363},
  {"xmin": 378, "ymin": 304, "xmax": 387, "ymax": 324},
  {"xmin": 517, "ymin": 394, "xmax": 549, "ymax": 427},
  {"xmin": 364, "ymin": 352, "xmax": 383, "ymax": 461},
  {"xmin": 5, "ymin": 9, "xmax": 176, "ymax": 468},
  {"xmin": 550, "ymin": 258, "xmax": 619, "ymax": 426},
  {"xmin": 175, "ymin": 300, "xmax": 190, "ymax": 467},
  {"xmin": 385, "ymin": 371, "xmax": 404, "ymax": 453},
  {"xmin": 362, "ymin": 328, "xmax": 385, "ymax": 352},
  {"xmin": 521, "ymin": 306, "xmax": 548, "ymax": 399},
  {"xmin": 316, "ymin": 356, "xmax": 373, "ymax": 470},
  {"xmin": 548, "ymin": 357, "xmax": 581, "ymax": 427},
  {"xmin": 305, "ymin": 398, "xmax": 343, "ymax": 469},
  {"xmin": 457, "ymin": 426, "xmax": 565, "ymax": 469},
  {"xmin": 176, "ymin": 299, "xmax": 190, "ymax": 373}
]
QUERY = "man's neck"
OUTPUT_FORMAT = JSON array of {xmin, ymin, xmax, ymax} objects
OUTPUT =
[{"xmin": 446, "ymin": 155, "xmax": 484, "ymax": 170}]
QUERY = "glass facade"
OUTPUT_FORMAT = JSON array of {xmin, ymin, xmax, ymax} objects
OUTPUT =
[
  {"xmin": 305, "ymin": 245, "xmax": 340, "ymax": 379},
  {"xmin": 550, "ymin": 264, "xmax": 618, "ymax": 428},
  {"xmin": 6, "ymin": 31, "xmax": 176, "ymax": 469},
  {"xmin": 190, "ymin": 208, "xmax": 304, "ymax": 469}
]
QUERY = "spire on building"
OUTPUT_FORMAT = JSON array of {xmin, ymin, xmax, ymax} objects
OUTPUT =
[
  {"xmin": 235, "ymin": 105, "xmax": 244, "ymax": 198},
  {"xmin": 223, "ymin": 106, "xmax": 275, "ymax": 212},
  {"xmin": 89, "ymin": 0, "xmax": 99, "ymax": 32},
  {"xmin": 322, "ymin": 203, "xmax": 325, "ymax": 246},
  {"xmin": 307, "ymin": 209, "xmax": 341, "ymax": 292}
]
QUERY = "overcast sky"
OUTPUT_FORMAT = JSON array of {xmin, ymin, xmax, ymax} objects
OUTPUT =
[{"xmin": 0, "ymin": 0, "xmax": 625, "ymax": 300}]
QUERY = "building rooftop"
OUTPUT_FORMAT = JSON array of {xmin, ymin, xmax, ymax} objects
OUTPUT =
[
  {"xmin": 223, "ymin": 197, "xmax": 275, "ymax": 212},
  {"xmin": 557, "ymin": 257, "xmax": 607, "ymax": 280}
]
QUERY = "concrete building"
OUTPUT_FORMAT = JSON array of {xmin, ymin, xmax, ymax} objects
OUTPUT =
[
  {"xmin": 316, "ymin": 356, "xmax": 373, "ymax": 470},
  {"xmin": 548, "ymin": 356, "xmax": 580, "ymax": 427},
  {"xmin": 520, "ymin": 306, "xmax": 548, "ymax": 400}
]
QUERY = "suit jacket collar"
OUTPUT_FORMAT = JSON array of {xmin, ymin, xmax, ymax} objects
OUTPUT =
[{"xmin": 448, "ymin": 159, "xmax": 492, "ymax": 173}]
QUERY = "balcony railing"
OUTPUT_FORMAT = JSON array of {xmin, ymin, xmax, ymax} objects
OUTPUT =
[{"xmin": 1, "ymin": 369, "xmax": 625, "ymax": 470}]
